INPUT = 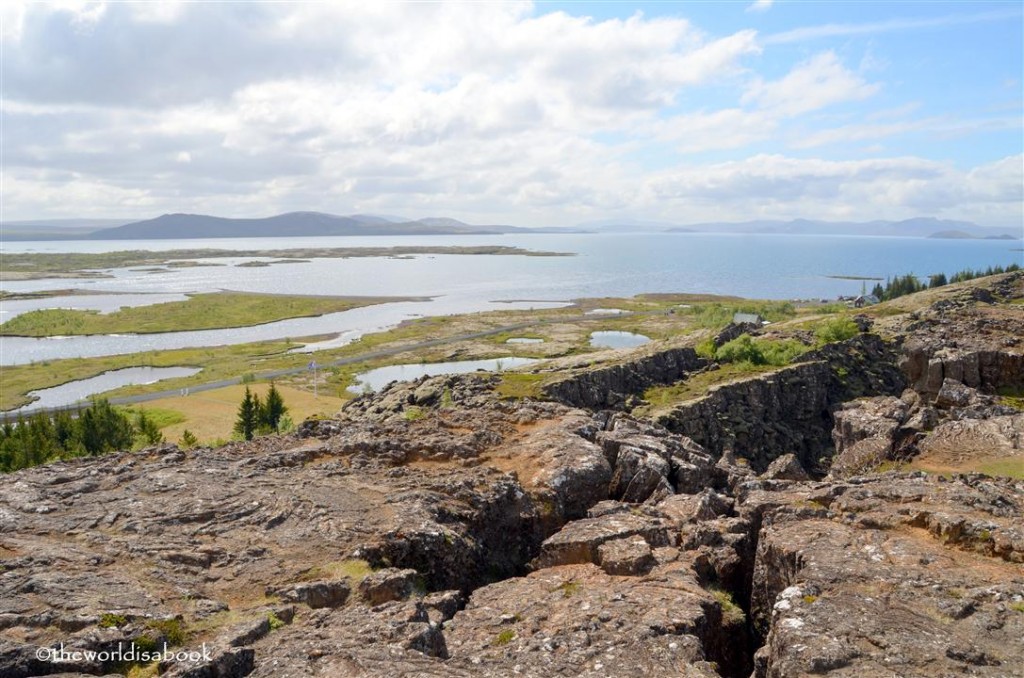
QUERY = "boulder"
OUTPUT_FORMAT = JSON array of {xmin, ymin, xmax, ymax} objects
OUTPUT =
[
  {"xmin": 274, "ymin": 580, "xmax": 350, "ymax": 609},
  {"xmin": 596, "ymin": 537, "xmax": 656, "ymax": 576},
  {"xmin": 358, "ymin": 569, "xmax": 422, "ymax": 606},
  {"xmin": 761, "ymin": 454, "xmax": 810, "ymax": 481}
]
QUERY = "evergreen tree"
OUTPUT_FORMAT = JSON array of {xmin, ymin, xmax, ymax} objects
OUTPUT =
[
  {"xmin": 134, "ymin": 410, "xmax": 163, "ymax": 446},
  {"xmin": 234, "ymin": 387, "xmax": 259, "ymax": 441},
  {"xmin": 53, "ymin": 410, "xmax": 80, "ymax": 454},
  {"xmin": 261, "ymin": 382, "xmax": 288, "ymax": 432},
  {"xmin": 179, "ymin": 429, "xmax": 198, "ymax": 449},
  {"xmin": 79, "ymin": 400, "xmax": 134, "ymax": 456},
  {"xmin": 928, "ymin": 273, "xmax": 948, "ymax": 288}
]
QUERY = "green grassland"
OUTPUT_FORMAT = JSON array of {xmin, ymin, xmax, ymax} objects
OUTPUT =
[
  {"xmin": 0, "ymin": 292, "xmax": 415, "ymax": 336},
  {"xmin": 0, "ymin": 292, "xmax": 845, "ymax": 412}
]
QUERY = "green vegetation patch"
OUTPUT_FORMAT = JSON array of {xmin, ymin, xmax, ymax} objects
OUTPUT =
[
  {"xmin": 637, "ymin": 362, "xmax": 777, "ymax": 415},
  {"xmin": 975, "ymin": 459, "xmax": 1024, "ymax": 480},
  {"xmin": 300, "ymin": 559, "xmax": 375, "ymax": 582},
  {"xmin": 996, "ymin": 387, "xmax": 1024, "ymax": 411},
  {"xmin": 495, "ymin": 372, "xmax": 549, "ymax": 400},
  {"xmin": 813, "ymin": 317, "xmax": 860, "ymax": 344},
  {"xmin": 0, "ymin": 292, "xmax": 408, "ymax": 337},
  {"xmin": 99, "ymin": 613, "xmax": 128, "ymax": 628},
  {"xmin": 494, "ymin": 629, "xmax": 516, "ymax": 646},
  {"xmin": 680, "ymin": 300, "xmax": 797, "ymax": 330},
  {"xmin": 555, "ymin": 580, "xmax": 581, "ymax": 598},
  {"xmin": 711, "ymin": 588, "xmax": 746, "ymax": 625},
  {"xmin": 715, "ymin": 334, "xmax": 810, "ymax": 366}
]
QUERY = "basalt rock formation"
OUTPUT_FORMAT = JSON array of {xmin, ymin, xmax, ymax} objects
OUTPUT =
[{"xmin": 0, "ymin": 273, "xmax": 1021, "ymax": 678}]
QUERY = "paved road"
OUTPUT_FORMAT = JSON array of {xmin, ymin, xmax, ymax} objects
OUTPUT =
[{"xmin": 2, "ymin": 310, "xmax": 658, "ymax": 421}]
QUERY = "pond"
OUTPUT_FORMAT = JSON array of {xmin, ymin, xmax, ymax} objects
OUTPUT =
[
  {"xmin": 348, "ymin": 357, "xmax": 538, "ymax": 394},
  {"xmin": 10, "ymin": 366, "xmax": 202, "ymax": 413},
  {"xmin": 505, "ymin": 337, "xmax": 544, "ymax": 344},
  {"xmin": 589, "ymin": 331, "xmax": 651, "ymax": 349}
]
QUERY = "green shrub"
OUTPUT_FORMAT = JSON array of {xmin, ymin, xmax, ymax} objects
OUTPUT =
[
  {"xmin": 715, "ymin": 335, "xmax": 763, "ymax": 364},
  {"xmin": 99, "ymin": 613, "xmax": 128, "ymax": 628},
  {"xmin": 714, "ymin": 334, "xmax": 809, "ymax": 367},
  {"xmin": 695, "ymin": 338, "xmax": 716, "ymax": 359},
  {"xmin": 494, "ymin": 629, "xmax": 516, "ymax": 646},
  {"xmin": 815, "ymin": 317, "xmax": 859, "ymax": 345},
  {"xmin": 178, "ymin": 429, "xmax": 198, "ymax": 449},
  {"xmin": 267, "ymin": 612, "xmax": 286, "ymax": 631}
]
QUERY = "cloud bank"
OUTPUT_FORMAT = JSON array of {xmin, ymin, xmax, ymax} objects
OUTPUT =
[{"xmin": 2, "ymin": 1, "xmax": 1021, "ymax": 229}]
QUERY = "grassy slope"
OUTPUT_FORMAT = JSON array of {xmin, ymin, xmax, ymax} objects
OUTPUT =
[
  {"xmin": 139, "ymin": 383, "xmax": 344, "ymax": 445},
  {"xmin": 0, "ymin": 292, "xmax": 409, "ymax": 336}
]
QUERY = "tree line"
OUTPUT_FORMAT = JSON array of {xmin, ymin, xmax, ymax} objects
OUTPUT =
[
  {"xmin": 870, "ymin": 263, "xmax": 1020, "ymax": 302},
  {"xmin": 1, "ymin": 383, "xmax": 292, "ymax": 474},
  {"xmin": 0, "ymin": 400, "xmax": 165, "ymax": 473}
]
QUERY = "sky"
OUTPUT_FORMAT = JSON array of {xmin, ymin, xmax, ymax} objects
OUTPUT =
[{"xmin": 2, "ymin": 1, "xmax": 1022, "ymax": 229}]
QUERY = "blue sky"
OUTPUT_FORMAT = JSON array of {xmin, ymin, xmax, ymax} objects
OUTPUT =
[{"xmin": 2, "ymin": 1, "xmax": 1022, "ymax": 229}]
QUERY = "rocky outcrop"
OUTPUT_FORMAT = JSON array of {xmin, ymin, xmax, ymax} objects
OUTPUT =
[
  {"xmin": 655, "ymin": 361, "xmax": 834, "ymax": 474},
  {"xmin": 654, "ymin": 335, "xmax": 906, "ymax": 474},
  {"xmin": 747, "ymin": 474, "xmax": 1024, "ymax": 677},
  {"xmin": 828, "ymin": 379, "xmax": 1022, "ymax": 477},
  {"xmin": 1, "ymin": 275, "xmax": 1022, "ymax": 678},
  {"xmin": 829, "ymin": 395, "xmax": 910, "ymax": 478},
  {"xmin": 542, "ymin": 346, "xmax": 707, "ymax": 409},
  {"xmin": 901, "ymin": 346, "xmax": 1024, "ymax": 398},
  {"xmin": 894, "ymin": 271, "xmax": 1024, "ymax": 398}
]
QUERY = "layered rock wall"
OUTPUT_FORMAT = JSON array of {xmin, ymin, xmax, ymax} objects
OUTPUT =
[{"xmin": 541, "ymin": 346, "xmax": 707, "ymax": 409}]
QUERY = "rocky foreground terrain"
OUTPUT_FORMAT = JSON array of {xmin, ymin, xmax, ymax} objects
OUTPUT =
[{"xmin": 0, "ymin": 273, "xmax": 1021, "ymax": 678}]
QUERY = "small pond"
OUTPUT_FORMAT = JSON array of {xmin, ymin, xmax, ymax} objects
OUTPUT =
[
  {"xmin": 505, "ymin": 337, "xmax": 544, "ymax": 344},
  {"xmin": 349, "ymin": 357, "xmax": 537, "ymax": 394},
  {"xmin": 10, "ymin": 366, "xmax": 202, "ymax": 413},
  {"xmin": 589, "ymin": 331, "xmax": 651, "ymax": 349}
]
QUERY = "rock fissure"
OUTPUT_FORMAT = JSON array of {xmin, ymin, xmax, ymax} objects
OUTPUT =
[{"xmin": 0, "ymin": 272, "xmax": 1021, "ymax": 677}]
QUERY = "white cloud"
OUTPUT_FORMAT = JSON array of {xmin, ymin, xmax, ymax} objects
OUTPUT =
[
  {"xmin": 743, "ymin": 51, "xmax": 880, "ymax": 116},
  {"xmin": 763, "ymin": 8, "xmax": 1020, "ymax": 45},
  {"xmin": 653, "ymin": 51, "xmax": 879, "ymax": 153},
  {"xmin": 0, "ymin": 2, "xmax": 1019, "ymax": 229},
  {"xmin": 644, "ymin": 154, "xmax": 1023, "ymax": 225},
  {"xmin": 746, "ymin": 0, "xmax": 774, "ymax": 14}
]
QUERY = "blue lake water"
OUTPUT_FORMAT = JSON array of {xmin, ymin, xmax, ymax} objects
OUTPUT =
[{"xmin": 1, "ymin": 233, "xmax": 1020, "ymax": 366}]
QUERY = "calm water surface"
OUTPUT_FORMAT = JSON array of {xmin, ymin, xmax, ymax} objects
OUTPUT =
[
  {"xmin": 13, "ymin": 366, "xmax": 202, "ymax": 413},
  {"xmin": 348, "ymin": 357, "xmax": 538, "ymax": 393},
  {"xmin": 590, "ymin": 331, "xmax": 651, "ymax": 349},
  {"xmin": 2, "ymin": 233, "xmax": 1020, "ymax": 365}
]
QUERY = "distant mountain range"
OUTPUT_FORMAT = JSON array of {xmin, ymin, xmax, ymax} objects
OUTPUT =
[
  {"xmin": 589, "ymin": 217, "xmax": 1020, "ymax": 240},
  {"xmin": 0, "ymin": 212, "xmax": 584, "ymax": 240},
  {"xmin": 1, "ymin": 213, "xmax": 1019, "ymax": 241},
  {"xmin": 84, "ymin": 212, "xmax": 566, "ymax": 239}
]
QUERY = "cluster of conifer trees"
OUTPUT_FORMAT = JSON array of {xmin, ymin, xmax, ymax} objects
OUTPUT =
[
  {"xmin": 0, "ymin": 400, "xmax": 161, "ymax": 473},
  {"xmin": 233, "ymin": 383, "xmax": 289, "ymax": 441},
  {"xmin": 1, "ymin": 383, "xmax": 291, "ymax": 473},
  {"xmin": 870, "ymin": 263, "xmax": 1020, "ymax": 301}
]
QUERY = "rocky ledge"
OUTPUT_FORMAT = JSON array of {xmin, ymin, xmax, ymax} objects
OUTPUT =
[{"xmin": 0, "ymin": 273, "xmax": 1021, "ymax": 678}]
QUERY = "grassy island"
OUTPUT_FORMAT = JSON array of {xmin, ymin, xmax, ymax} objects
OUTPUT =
[
  {"xmin": 0, "ymin": 245, "xmax": 572, "ymax": 280},
  {"xmin": 0, "ymin": 291, "xmax": 420, "ymax": 337}
]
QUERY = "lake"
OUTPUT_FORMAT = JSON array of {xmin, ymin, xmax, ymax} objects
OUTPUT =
[
  {"xmin": 1, "ymin": 232, "xmax": 1020, "ymax": 365},
  {"xmin": 11, "ymin": 366, "xmax": 202, "ymax": 413},
  {"xmin": 348, "ymin": 357, "xmax": 538, "ymax": 393}
]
